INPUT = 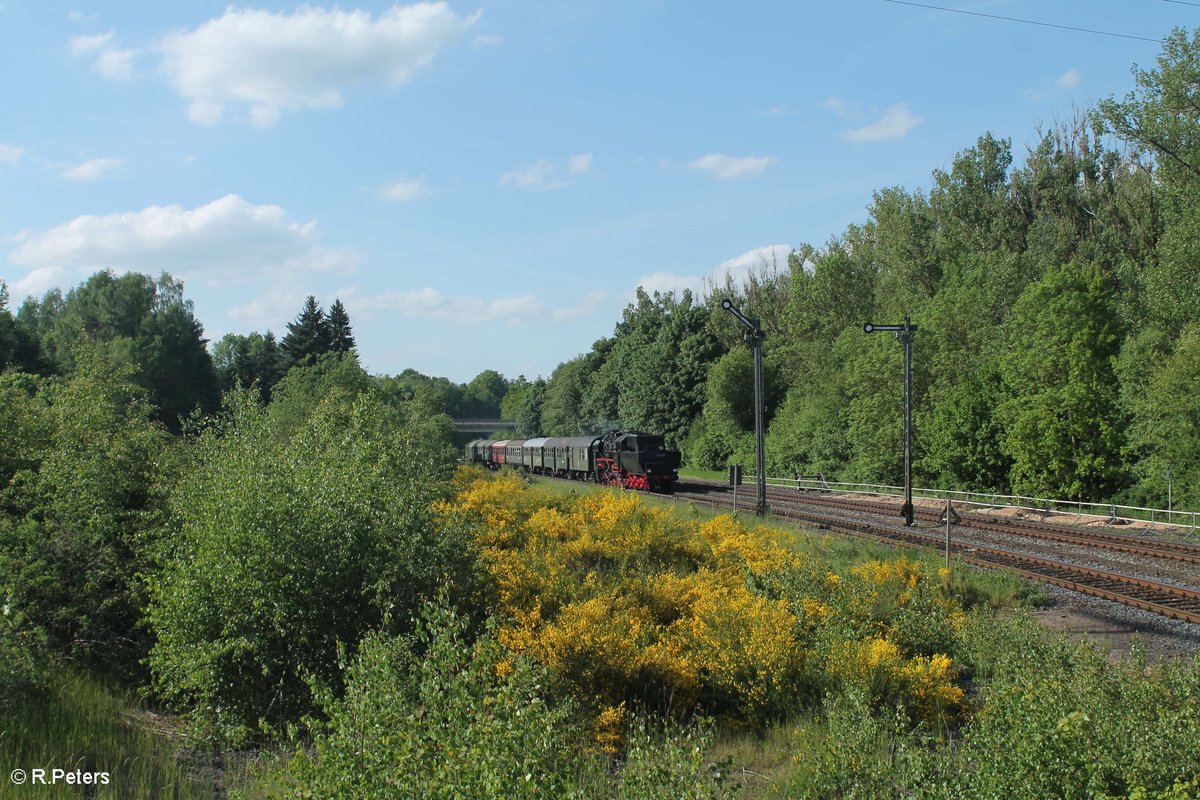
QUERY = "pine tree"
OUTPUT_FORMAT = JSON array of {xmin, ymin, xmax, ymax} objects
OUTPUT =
[
  {"xmin": 327, "ymin": 299, "xmax": 356, "ymax": 354},
  {"xmin": 281, "ymin": 296, "xmax": 331, "ymax": 367}
]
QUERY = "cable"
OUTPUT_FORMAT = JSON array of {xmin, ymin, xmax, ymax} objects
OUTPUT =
[
  {"xmin": 882, "ymin": 0, "xmax": 1162, "ymax": 43},
  {"xmin": 1163, "ymin": 0, "xmax": 1200, "ymax": 7}
]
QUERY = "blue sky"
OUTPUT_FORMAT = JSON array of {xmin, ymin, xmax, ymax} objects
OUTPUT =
[{"xmin": 0, "ymin": 1, "xmax": 1191, "ymax": 383}]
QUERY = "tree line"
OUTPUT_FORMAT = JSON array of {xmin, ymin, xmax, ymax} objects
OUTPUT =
[
  {"xmin": 510, "ymin": 30, "xmax": 1200, "ymax": 512},
  {"xmin": 5, "ymin": 25, "xmax": 1200, "ymax": 512}
]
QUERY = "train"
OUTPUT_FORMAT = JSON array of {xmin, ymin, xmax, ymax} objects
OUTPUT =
[{"xmin": 465, "ymin": 430, "xmax": 682, "ymax": 492}]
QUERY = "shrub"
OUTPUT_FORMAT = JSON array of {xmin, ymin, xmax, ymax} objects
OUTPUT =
[
  {"xmin": 148, "ymin": 389, "xmax": 468, "ymax": 745},
  {"xmin": 284, "ymin": 601, "xmax": 583, "ymax": 800},
  {"xmin": 0, "ymin": 349, "xmax": 168, "ymax": 674}
]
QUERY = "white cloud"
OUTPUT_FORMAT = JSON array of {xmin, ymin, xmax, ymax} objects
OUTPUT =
[
  {"xmin": 160, "ymin": 3, "xmax": 478, "ymax": 127},
  {"xmin": 1056, "ymin": 68, "xmax": 1081, "ymax": 89},
  {"xmin": 69, "ymin": 31, "xmax": 112, "ymax": 54},
  {"xmin": 842, "ymin": 103, "xmax": 922, "ymax": 143},
  {"xmin": 634, "ymin": 244, "xmax": 795, "ymax": 302},
  {"xmin": 10, "ymin": 266, "xmax": 72, "ymax": 299},
  {"xmin": 718, "ymin": 244, "xmax": 792, "ymax": 274},
  {"xmin": 93, "ymin": 47, "xmax": 136, "ymax": 79},
  {"xmin": 8, "ymin": 194, "xmax": 359, "ymax": 286},
  {"xmin": 227, "ymin": 289, "xmax": 309, "ymax": 329},
  {"xmin": 687, "ymin": 153, "xmax": 776, "ymax": 180},
  {"xmin": 501, "ymin": 159, "xmax": 568, "ymax": 191},
  {"xmin": 567, "ymin": 153, "xmax": 592, "ymax": 174},
  {"xmin": 61, "ymin": 157, "xmax": 121, "ymax": 182},
  {"xmin": 552, "ymin": 290, "xmax": 605, "ymax": 322},
  {"xmin": 380, "ymin": 177, "xmax": 431, "ymax": 202},
  {"xmin": 501, "ymin": 154, "xmax": 592, "ymax": 190},
  {"xmin": 70, "ymin": 31, "xmax": 137, "ymax": 80},
  {"xmin": 820, "ymin": 96, "xmax": 857, "ymax": 118},
  {"xmin": 0, "ymin": 143, "xmax": 23, "ymax": 164},
  {"xmin": 334, "ymin": 285, "xmax": 599, "ymax": 325}
]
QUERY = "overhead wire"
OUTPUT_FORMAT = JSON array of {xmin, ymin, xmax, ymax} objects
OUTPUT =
[{"xmin": 881, "ymin": 0, "xmax": 1162, "ymax": 43}]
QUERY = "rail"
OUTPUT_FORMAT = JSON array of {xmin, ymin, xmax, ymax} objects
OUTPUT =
[{"xmin": 748, "ymin": 475, "xmax": 1199, "ymax": 534}]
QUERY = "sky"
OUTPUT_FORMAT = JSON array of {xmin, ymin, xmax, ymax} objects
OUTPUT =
[{"xmin": 0, "ymin": 1, "xmax": 1193, "ymax": 383}]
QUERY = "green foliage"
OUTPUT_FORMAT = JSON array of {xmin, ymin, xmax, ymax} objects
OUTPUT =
[
  {"xmin": 16, "ymin": 270, "xmax": 218, "ymax": 430},
  {"xmin": 541, "ymin": 357, "xmax": 588, "ymax": 435},
  {"xmin": 0, "ymin": 594, "xmax": 47, "ymax": 712},
  {"xmin": 1125, "ymin": 322, "xmax": 1200, "ymax": 509},
  {"xmin": 584, "ymin": 289, "xmax": 723, "ymax": 447},
  {"xmin": 0, "ymin": 346, "xmax": 168, "ymax": 671},
  {"xmin": 283, "ymin": 600, "xmax": 583, "ymax": 800},
  {"xmin": 281, "ymin": 295, "xmax": 332, "ymax": 367},
  {"xmin": 147, "ymin": 386, "xmax": 467, "ymax": 745},
  {"xmin": 1098, "ymin": 27, "xmax": 1200, "ymax": 194},
  {"xmin": 998, "ymin": 261, "xmax": 1125, "ymax": 498},
  {"xmin": 267, "ymin": 598, "xmax": 736, "ymax": 800},
  {"xmin": 463, "ymin": 368, "xmax": 509, "ymax": 417},
  {"xmin": 0, "ymin": 280, "xmax": 42, "ymax": 372},
  {"xmin": 0, "ymin": 666, "xmax": 219, "ymax": 800},
  {"xmin": 947, "ymin": 614, "xmax": 1200, "ymax": 799},
  {"xmin": 506, "ymin": 377, "xmax": 546, "ymax": 437},
  {"xmin": 326, "ymin": 299, "xmax": 356, "ymax": 354},
  {"xmin": 592, "ymin": 717, "xmax": 733, "ymax": 800},
  {"xmin": 376, "ymin": 367, "xmax": 467, "ymax": 416},
  {"xmin": 212, "ymin": 330, "xmax": 287, "ymax": 401},
  {"xmin": 266, "ymin": 351, "xmax": 374, "ymax": 440}
]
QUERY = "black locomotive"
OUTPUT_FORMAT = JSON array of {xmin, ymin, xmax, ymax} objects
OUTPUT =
[{"xmin": 465, "ymin": 431, "xmax": 681, "ymax": 492}]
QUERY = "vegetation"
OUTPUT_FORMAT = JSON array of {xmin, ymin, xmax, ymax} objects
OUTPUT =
[{"xmin": 4, "ymin": 24, "xmax": 1200, "ymax": 800}]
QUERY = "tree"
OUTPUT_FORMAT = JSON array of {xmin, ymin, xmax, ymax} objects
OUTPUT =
[
  {"xmin": 148, "ymin": 386, "xmax": 466, "ymax": 744},
  {"xmin": 0, "ymin": 281, "xmax": 41, "ymax": 372},
  {"xmin": 212, "ymin": 331, "xmax": 288, "ymax": 401},
  {"xmin": 0, "ymin": 344, "xmax": 169, "ymax": 672},
  {"xmin": 281, "ymin": 295, "xmax": 331, "ymax": 367},
  {"xmin": 327, "ymin": 299, "xmax": 356, "ymax": 354},
  {"xmin": 1097, "ymin": 27, "xmax": 1200, "ymax": 194},
  {"xmin": 540, "ymin": 358, "xmax": 586, "ymax": 436},
  {"xmin": 998, "ymin": 261, "xmax": 1125, "ymax": 499},
  {"xmin": 462, "ymin": 369, "xmax": 508, "ymax": 418},
  {"xmin": 1124, "ymin": 323, "xmax": 1200, "ymax": 510},
  {"xmin": 14, "ymin": 271, "xmax": 217, "ymax": 431}
]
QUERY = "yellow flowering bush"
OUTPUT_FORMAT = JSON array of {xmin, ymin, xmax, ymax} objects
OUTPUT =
[
  {"xmin": 827, "ymin": 637, "xmax": 964, "ymax": 725},
  {"xmin": 438, "ymin": 469, "xmax": 970, "ymax": 738}
]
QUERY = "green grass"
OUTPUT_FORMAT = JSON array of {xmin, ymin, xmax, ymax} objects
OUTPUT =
[
  {"xmin": 0, "ymin": 667, "xmax": 248, "ymax": 799},
  {"xmin": 679, "ymin": 466, "xmax": 731, "ymax": 482}
]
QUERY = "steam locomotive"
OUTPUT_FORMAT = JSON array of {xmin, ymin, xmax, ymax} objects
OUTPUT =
[{"xmin": 465, "ymin": 431, "xmax": 682, "ymax": 492}]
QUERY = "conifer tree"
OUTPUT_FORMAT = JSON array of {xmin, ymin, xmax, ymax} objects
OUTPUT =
[
  {"xmin": 327, "ymin": 299, "xmax": 356, "ymax": 355},
  {"xmin": 282, "ymin": 296, "xmax": 331, "ymax": 367}
]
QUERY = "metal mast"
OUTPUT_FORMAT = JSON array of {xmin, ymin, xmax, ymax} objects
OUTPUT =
[
  {"xmin": 721, "ymin": 299, "xmax": 768, "ymax": 516},
  {"xmin": 864, "ymin": 316, "xmax": 918, "ymax": 526}
]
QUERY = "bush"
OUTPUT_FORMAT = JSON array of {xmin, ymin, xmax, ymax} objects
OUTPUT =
[
  {"xmin": 284, "ymin": 600, "xmax": 583, "ymax": 800},
  {"xmin": 948, "ymin": 614, "xmax": 1200, "ymax": 799},
  {"xmin": 269, "ymin": 600, "xmax": 736, "ymax": 800},
  {"xmin": 0, "ymin": 349, "xmax": 168, "ymax": 674},
  {"xmin": 148, "ymin": 388, "xmax": 469, "ymax": 745}
]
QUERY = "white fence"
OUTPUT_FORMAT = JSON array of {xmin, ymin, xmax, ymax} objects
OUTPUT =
[{"xmin": 750, "ymin": 475, "xmax": 1199, "ymax": 534}]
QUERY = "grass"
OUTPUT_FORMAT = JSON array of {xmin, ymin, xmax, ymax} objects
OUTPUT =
[
  {"xmin": 678, "ymin": 466, "xmax": 732, "ymax": 482},
  {"xmin": 0, "ymin": 667, "xmax": 249, "ymax": 799}
]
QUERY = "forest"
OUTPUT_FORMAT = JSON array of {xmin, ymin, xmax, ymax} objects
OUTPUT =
[{"xmin": 1, "ymin": 25, "xmax": 1199, "ymax": 799}]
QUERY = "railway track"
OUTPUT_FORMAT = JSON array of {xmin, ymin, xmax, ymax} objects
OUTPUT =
[
  {"xmin": 672, "ymin": 479, "xmax": 1200, "ymax": 626},
  {"xmin": 750, "ymin": 484, "xmax": 1200, "ymax": 565}
]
